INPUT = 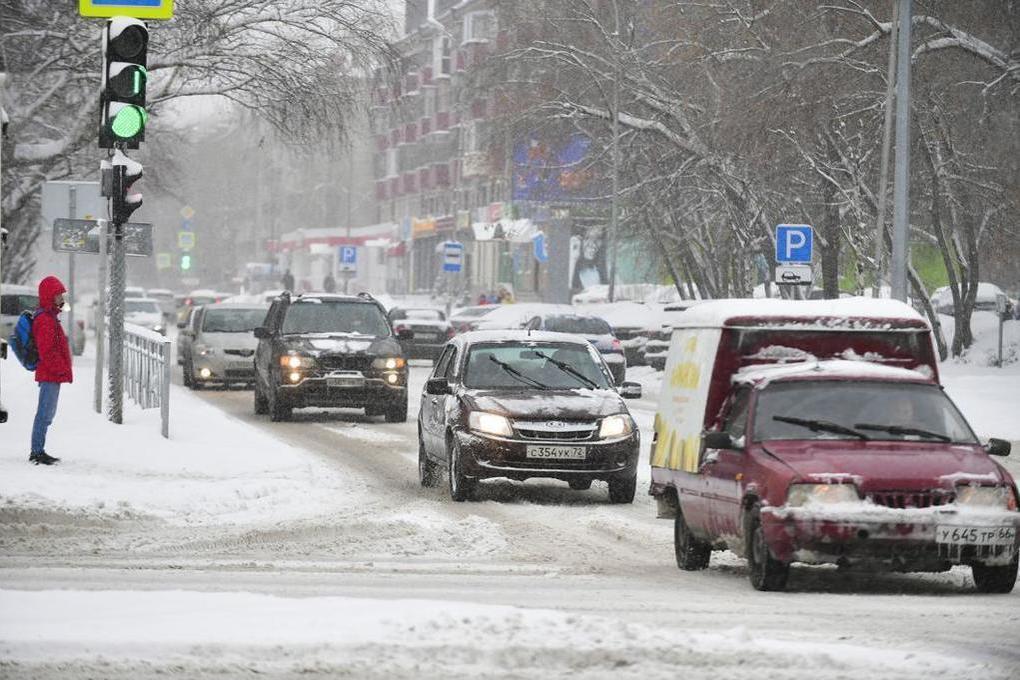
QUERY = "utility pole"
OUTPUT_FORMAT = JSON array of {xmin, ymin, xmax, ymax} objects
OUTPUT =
[
  {"xmin": 344, "ymin": 150, "xmax": 353, "ymax": 293},
  {"xmin": 890, "ymin": 0, "xmax": 912, "ymax": 302},
  {"xmin": 607, "ymin": 1, "xmax": 622, "ymax": 303},
  {"xmin": 873, "ymin": 0, "xmax": 899, "ymax": 298},
  {"xmin": 0, "ymin": 63, "xmax": 8, "ymax": 424}
]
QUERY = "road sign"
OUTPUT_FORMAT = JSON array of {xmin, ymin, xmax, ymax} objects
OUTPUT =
[
  {"xmin": 41, "ymin": 181, "xmax": 104, "ymax": 225},
  {"xmin": 775, "ymin": 224, "xmax": 813, "ymax": 264},
  {"xmin": 180, "ymin": 205, "xmax": 195, "ymax": 220},
  {"xmin": 775, "ymin": 264, "xmax": 812, "ymax": 285},
  {"xmin": 178, "ymin": 231, "xmax": 195, "ymax": 250},
  {"xmin": 80, "ymin": 0, "xmax": 174, "ymax": 21},
  {"xmin": 442, "ymin": 241, "xmax": 464, "ymax": 272},
  {"xmin": 156, "ymin": 252, "xmax": 171, "ymax": 269},
  {"xmin": 339, "ymin": 245, "xmax": 358, "ymax": 272},
  {"xmin": 52, "ymin": 219, "xmax": 152, "ymax": 257}
]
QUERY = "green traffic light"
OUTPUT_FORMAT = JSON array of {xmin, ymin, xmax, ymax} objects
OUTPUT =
[
  {"xmin": 111, "ymin": 105, "xmax": 147, "ymax": 139},
  {"xmin": 181, "ymin": 255, "xmax": 192, "ymax": 271}
]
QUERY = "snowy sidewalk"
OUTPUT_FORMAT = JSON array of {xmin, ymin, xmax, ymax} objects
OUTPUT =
[{"xmin": 0, "ymin": 348, "xmax": 348, "ymax": 526}]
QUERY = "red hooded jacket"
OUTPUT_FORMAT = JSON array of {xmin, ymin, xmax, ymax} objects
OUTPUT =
[{"xmin": 34, "ymin": 276, "xmax": 73, "ymax": 383}]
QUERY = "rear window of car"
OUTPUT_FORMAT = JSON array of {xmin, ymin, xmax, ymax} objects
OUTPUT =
[
  {"xmin": 282, "ymin": 301, "xmax": 390, "ymax": 337},
  {"xmin": 202, "ymin": 308, "xmax": 267, "ymax": 333},
  {"xmin": 1, "ymin": 294, "xmax": 39, "ymax": 315},
  {"xmin": 390, "ymin": 308, "xmax": 445, "ymax": 321},
  {"xmin": 544, "ymin": 315, "xmax": 612, "ymax": 335}
]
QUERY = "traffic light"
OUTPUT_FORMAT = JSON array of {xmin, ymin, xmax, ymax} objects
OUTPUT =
[
  {"xmin": 111, "ymin": 149, "xmax": 143, "ymax": 224},
  {"xmin": 99, "ymin": 17, "xmax": 148, "ymax": 148},
  {"xmin": 180, "ymin": 254, "xmax": 192, "ymax": 271}
]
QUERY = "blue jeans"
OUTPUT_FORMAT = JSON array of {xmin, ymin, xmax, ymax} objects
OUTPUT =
[{"xmin": 31, "ymin": 382, "xmax": 61, "ymax": 454}]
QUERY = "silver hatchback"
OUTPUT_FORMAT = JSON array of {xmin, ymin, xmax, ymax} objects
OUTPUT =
[{"xmin": 183, "ymin": 303, "xmax": 268, "ymax": 389}]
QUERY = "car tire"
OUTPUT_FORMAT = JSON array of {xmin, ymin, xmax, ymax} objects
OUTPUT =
[
  {"xmin": 568, "ymin": 479, "xmax": 592, "ymax": 491},
  {"xmin": 385, "ymin": 398, "xmax": 408, "ymax": 423},
  {"xmin": 971, "ymin": 556, "xmax": 1018, "ymax": 594},
  {"xmin": 419, "ymin": 436, "xmax": 440, "ymax": 488},
  {"xmin": 253, "ymin": 379, "xmax": 269, "ymax": 415},
  {"xmin": 269, "ymin": 383, "xmax": 292, "ymax": 422},
  {"xmin": 746, "ymin": 504, "xmax": 789, "ymax": 591},
  {"xmin": 608, "ymin": 474, "xmax": 636, "ymax": 504},
  {"xmin": 447, "ymin": 436, "xmax": 475, "ymax": 502},
  {"xmin": 674, "ymin": 507, "xmax": 711, "ymax": 571}
]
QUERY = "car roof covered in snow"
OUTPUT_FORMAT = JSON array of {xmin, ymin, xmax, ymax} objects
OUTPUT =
[
  {"xmin": 676, "ymin": 297, "xmax": 928, "ymax": 330},
  {"xmin": 457, "ymin": 329, "xmax": 596, "ymax": 346},
  {"xmin": 734, "ymin": 359, "xmax": 935, "ymax": 387}
]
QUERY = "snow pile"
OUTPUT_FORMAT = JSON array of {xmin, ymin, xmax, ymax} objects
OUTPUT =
[
  {"xmin": 0, "ymin": 589, "xmax": 992, "ymax": 679},
  {"xmin": 939, "ymin": 312, "xmax": 1019, "ymax": 366}
]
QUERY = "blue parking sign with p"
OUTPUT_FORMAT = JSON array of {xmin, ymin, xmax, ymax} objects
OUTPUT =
[{"xmin": 775, "ymin": 224, "xmax": 813, "ymax": 263}]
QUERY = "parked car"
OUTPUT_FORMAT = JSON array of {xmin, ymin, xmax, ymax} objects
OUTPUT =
[
  {"xmin": 523, "ymin": 313, "xmax": 626, "ymax": 384},
  {"xmin": 1, "ymin": 284, "xmax": 38, "ymax": 341},
  {"xmin": 124, "ymin": 297, "xmax": 166, "ymax": 335},
  {"xmin": 578, "ymin": 301, "xmax": 659, "ymax": 367},
  {"xmin": 449, "ymin": 305, "xmax": 500, "ymax": 334},
  {"xmin": 183, "ymin": 303, "xmax": 268, "ymax": 389},
  {"xmin": 388, "ymin": 307, "xmax": 453, "ymax": 360},
  {"xmin": 417, "ymin": 330, "xmax": 644, "ymax": 503},
  {"xmin": 652, "ymin": 298, "xmax": 1019, "ymax": 592},
  {"xmin": 176, "ymin": 289, "xmax": 219, "ymax": 326},
  {"xmin": 931, "ymin": 282, "xmax": 1014, "ymax": 320},
  {"xmin": 253, "ymin": 292, "xmax": 410, "ymax": 422},
  {"xmin": 642, "ymin": 301, "xmax": 703, "ymax": 370}
]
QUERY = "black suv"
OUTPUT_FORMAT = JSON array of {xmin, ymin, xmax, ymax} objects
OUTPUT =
[{"xmin": 253, "ymin": 293, "xmax": 411, "ymax": 422}]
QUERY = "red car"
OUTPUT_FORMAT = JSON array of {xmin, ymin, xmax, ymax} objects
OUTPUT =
[{"xmin": 651, "ymin": 299, "xmax": 1019, "ymax": 592}]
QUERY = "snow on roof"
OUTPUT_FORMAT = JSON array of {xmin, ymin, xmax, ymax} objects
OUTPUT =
[
  {"xmin": 734, "ymin": 359, "xmax": 933, "ymax": 387},
  {"xmin": 458, "ymin": 329, "xmax": 593, "ymax": 345},
  {"xmin": 576, "ymin": 301, "xmax": 661, "ymax": 328},
  {"xmin": 472, "ymin": 303, "xmax": 574, "ymax": 330},
  {"xmin": 677, "ymin": 297, "xmax": 927, "ymax": 328}
]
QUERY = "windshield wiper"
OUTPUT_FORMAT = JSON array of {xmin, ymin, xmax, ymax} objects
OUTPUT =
[
  {"xmin": 773, "ymin": 415, "xmax": 869, "ymax": 440},
  {"xmin": 488, "ymin": 355, "xmax": 549, "ymax": 389},
  {"xmin": 530, "ymin": 350, "xmax": 599, "ymax": 389},
  {"xmin": 853, "ymin": 423, "xmax": 951, "ymax": 443}
]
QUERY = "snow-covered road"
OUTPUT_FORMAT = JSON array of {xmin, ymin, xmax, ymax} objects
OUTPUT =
[{"xmin": 2, "ymin": 353, "xmax": 1019, "ymax": 678}]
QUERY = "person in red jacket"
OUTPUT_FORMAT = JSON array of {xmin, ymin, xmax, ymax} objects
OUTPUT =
[{"xmin": 30, "ymin": 276, "xmax": 73, "ymax": 465}]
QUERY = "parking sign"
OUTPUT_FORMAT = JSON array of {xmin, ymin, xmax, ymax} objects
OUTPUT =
[
  {"xmin": 339, "ymin": 245, "xmax": 357, "ymax": 272},
  {"xmin": 775, "ymin": 224, "xmax": 813, "ymax": 263},
  {"xmin": 442, "ymin": 241, "xmax": 464, "ymax": 273}
]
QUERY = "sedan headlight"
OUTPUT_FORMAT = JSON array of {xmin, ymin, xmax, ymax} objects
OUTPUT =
[
  {"xmin": 280, "ymin": 354, "xmax": 315, "ymax": 369},
  {"xmin": 956, "ymin": 485, "xmax": 1014, "ymax": 509},
  {"xmin": 468, "ymin": 411, "xmax": 513, "ymax": 437},
  {"xmin": 372, "ymin": 357, "xmax": 406, "ymax": 370},
  {"xmin": 598, "ymin": 414, "xmax": 633, "ymax": 439},
  {"xmin": 196, "ymin": 345, "xmax": 215, "ymax": 356},
  {"xmin": 786, "ymin": 483, "xmax": 860, "ymax": 507}
]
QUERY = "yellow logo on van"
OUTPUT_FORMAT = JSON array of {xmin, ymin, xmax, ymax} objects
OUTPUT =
[{"xmin": 670, "ymin": 362, "xmax": 700, "ymax": 389}]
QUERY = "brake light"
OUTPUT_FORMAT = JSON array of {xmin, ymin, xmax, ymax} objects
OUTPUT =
[
  {"xmin": 446, "ymin": 326, "xmax": 456, "ymax": 339},
  {"xmin": 185, "ymin": 298, "xmax": 193, "ymax": 306},
  {"xmin": 394, "ymin": 324, "xmax": 408, "ymax": 333},
  {"xmin": 611, "ymin": 338, "xmax": 621, "ymax": 351}
]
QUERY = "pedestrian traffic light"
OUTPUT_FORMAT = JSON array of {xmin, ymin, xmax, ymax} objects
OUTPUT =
[
  {"xmin": 99, "ymin": 17, "xmax": 148, "ymax": 149},
  {"xmin": 180, "ymin": 254, "xmax": 192, "ymax": 271},
  {"xmin": 111, "ymin": 149, "xmax": 143, "ymax": 224}
]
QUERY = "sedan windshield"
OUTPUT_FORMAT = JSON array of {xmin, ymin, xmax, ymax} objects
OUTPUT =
[
  {"xmin": 125, "ymin": 300, "xmax": 160, "ymax": 314},
  {"xmin": 282, "ymin": 301, "xmax": 390, "ymax": 336},
  {"xmin": 464, "ymin": 342, "xmax": 611, "ymax": 390},
  {"xmin": 544, "ymin": 315, "xmax": 612, "ymax": 335},
  {"xmin": 202, "ymin": 309, "xmax": 266, "ymax": 333},
  {"xmin": 753, "ymin": 381, "xmax": 977, "ymax": 444}
]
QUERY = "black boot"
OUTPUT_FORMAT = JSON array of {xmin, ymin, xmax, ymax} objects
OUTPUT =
[{"xmin": 29, "ymin": 451, "xmax": 60, "ymax": 465}]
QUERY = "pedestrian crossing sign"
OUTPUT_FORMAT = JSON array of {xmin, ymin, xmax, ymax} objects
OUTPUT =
[{"xmin": 80, "ymin": 0, "xmax": 174, "ymax": 21}]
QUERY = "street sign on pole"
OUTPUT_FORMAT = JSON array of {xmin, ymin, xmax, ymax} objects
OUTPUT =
[
  {"xmin": 775, "ymin": 264, "xmax": 813, "ymax": 286},
  {"xmin": 339, "ymin": 245, "xmax": 358, "ymax": 273},
  {"xmin": 442, "ymin": 241, "xmax": 464, "ymax": 272},
  {"xmin": 79, "ymin": 0, "xmax": 175, "ymax": 20},
  {"xmin": 156, "ymin": 252, "xmax": 172, "ymax": 269},
  {"xmin": 52, "ymin": 219, "xmax": 153, "ymax": 257},
  {"xmin": 775, "ymin": 224, "xmax": 814, "ymax": 264},
  {"xmin": 178, "ymin": 231, "xmax": 195, "ymax": 250}
]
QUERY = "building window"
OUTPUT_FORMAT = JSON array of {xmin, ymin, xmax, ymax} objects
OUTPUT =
[
  {"xmin": 463, "ymin": 11, "xmax": 496, "ymax": 45},
  {"xmin": 434, "ymin": 36, "xmax": 452, "ymax": 77}
]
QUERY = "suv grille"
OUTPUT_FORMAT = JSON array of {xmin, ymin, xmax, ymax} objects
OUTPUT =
[
  {"xmin": 318, "ymin": 355, "xmax": 373, "ymax": 372},
  {"xmin": 224, "ymin": 349, "xmax": 254, "ymax": 357},
  {"xmin": 868, "ymin": 490, "xmax": 956, "ymax": 509}
]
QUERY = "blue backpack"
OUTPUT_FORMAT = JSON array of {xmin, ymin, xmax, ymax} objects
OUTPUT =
[{"xmin": 7, "ymin": 310, "xmax": 39, "ymax": 371}]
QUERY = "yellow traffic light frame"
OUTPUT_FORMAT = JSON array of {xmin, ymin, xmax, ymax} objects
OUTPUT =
[{"xmin": 80, "ymin": 0, "xmax": 174, "ymax": 21}]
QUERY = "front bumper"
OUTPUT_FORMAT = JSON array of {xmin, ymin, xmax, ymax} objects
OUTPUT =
[
  {"xmin": 762, "ymin": 504, "xmax": 1020, "ymax": 570},
  {"xmin": 193, "ymin": 354, "xmax": 256, "ymax": 383},
  {"xmin": 454, "ymin": 429, "xmax": 639, "ymax": 483},
  {"xmin": 278, "ymin": 370, "xmax": 407, "ymax": 408}
]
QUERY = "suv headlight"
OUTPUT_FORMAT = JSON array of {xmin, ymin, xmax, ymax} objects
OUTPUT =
[
  {"xmin": 468, "ymin": 411, "xmax": 512, "ymax": 437},
  {"xmin": 786, "ymin": 483, "xmax": 860, "ymax": 507},
  {"xmin": 372, "ymin": 357, "xmax": 406, "ymax": 370},
  {"xmin": 598, "ymin": 414, "xmax": 633, "ymax": 439},
  {"xmin": 280, "ymin": 354, "xmax": 315, "ymax": 369},
  {"xmin": 196, "ymin": 345, "xmax": 214, "ymax": 356},
  {"xmin": 956, "ymin": 485, "xmax": 1014, "ymax": 509}
]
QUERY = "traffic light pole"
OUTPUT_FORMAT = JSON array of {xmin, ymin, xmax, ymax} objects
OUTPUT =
[{"xmin": 107, "ymin": 165, "xmax": 127, "ymax": 425}]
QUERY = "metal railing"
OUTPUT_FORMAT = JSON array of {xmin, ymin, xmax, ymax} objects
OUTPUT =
[{"xmin": 124, "ymin": 322, "xmax": 171, "ymax": 438}]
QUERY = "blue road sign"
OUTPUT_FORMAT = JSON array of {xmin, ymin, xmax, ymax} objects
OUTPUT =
[
  {"xmin": 775, "ymin": 224, "xmax": 813, "ymax": 263},
  {"xmin": 442, "ymin": 241, "xmax": 464, "ymax": 273},
  {"xmin": 339, "ymin": 245, "xmax": 357, "ymax": 272}
]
